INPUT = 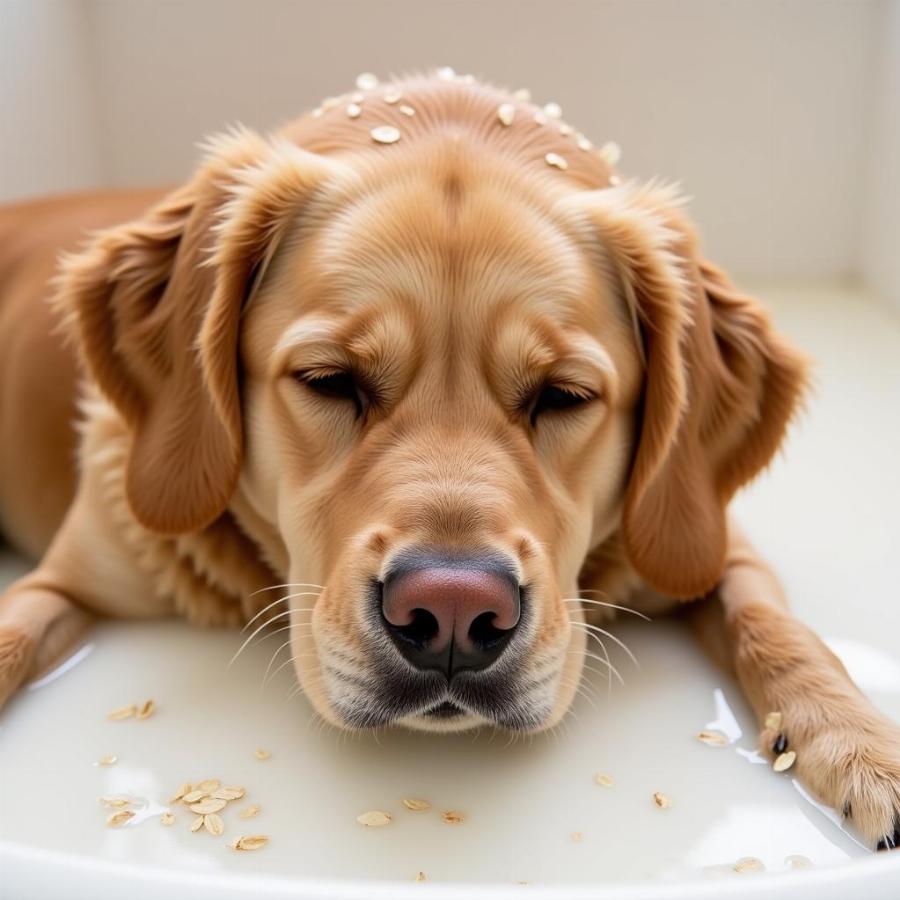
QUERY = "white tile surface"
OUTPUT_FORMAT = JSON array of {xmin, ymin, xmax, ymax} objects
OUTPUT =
[{"xmin": 1, "ymin": 282, "xmax": 898, "ymax": 898}]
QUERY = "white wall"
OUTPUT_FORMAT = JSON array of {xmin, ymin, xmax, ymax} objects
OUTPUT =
[
  {"xmin": 0, "ymin": 0, "xmax": 102, "ymax": 202},
  {"xmin": 861, "ymin": 0, "xmax": 900, "ymax": 310},
  {"xmin": 0, "ymin": 0, "xmax": 894, "ymax": 288},
  {"xmin": 85, "ymin": 0, "xmax": 877, "ymax": 281}
]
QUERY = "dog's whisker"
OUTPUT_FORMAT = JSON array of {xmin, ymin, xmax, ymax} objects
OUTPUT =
[
  {"xmin": 571, "ymin": 621, "xmax": 640, "ymax": 670},
  {"xmin": 561, "ymin": 598, "xmax": 652, "ymax": 620},
  {"xmin": 567, "ymin": 649, "xmax": 625, "ymax": 687},
  {"xmin": 242, "ymin": 591, "xmax": 321, "ymax": 633},
  {"xmin": 264, "ymin": 651, "xmax": 320, "ymax": 687},
  {"xmin": 249, "ymin": 582, "xmax": 324, "ymax": 597},
  {"xmin": 230, "ymin": 604, "xmax": 305, "ymax": 665},
  {"xmin": 260, "ymin": 638, "xmax": 292, "ymax": 686},
  {"xmin": 568, "ymin": 610, "xmax": 618, "ymax": 694}
]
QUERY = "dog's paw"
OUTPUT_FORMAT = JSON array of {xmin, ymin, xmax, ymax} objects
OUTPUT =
[{"xmin": 760, "ymin": 711, "xmax": 900, "ymax": 849}]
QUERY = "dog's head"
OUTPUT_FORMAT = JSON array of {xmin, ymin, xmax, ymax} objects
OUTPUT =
[{"xmin": 57, "ymin": 79, "xmax": 807, "ymax": 732}]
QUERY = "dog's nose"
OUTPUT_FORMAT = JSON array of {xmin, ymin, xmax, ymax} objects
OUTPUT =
[{"xmin": 381, "ymin": 554, "xmax": 521, "ymax": 676}]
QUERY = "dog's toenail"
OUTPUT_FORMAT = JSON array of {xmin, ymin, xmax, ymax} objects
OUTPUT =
[
  {"xmin": 772, "ymin": 733, "xmax": 788, "ymax": 754},
  {"xmin": 842, "ymin": 801, "xmax": 852, "ymax": 818}
]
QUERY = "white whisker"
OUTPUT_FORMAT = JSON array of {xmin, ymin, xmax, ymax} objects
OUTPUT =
[
  {"xmin": 567, "ymin": 649, "xmax": 625, "ymax": 687},
  {"xmin": 572, "ymin": 621, "xmax": 640, "ymax": 670},
  {"xmin": 249, "ymin": 582, "xmax": 324, "ymax": 597},
  {"xmin": 242, "ymin": 590, "xmax": 321, "ymax": 633},
  {"xmin": 562, "ymin": 598, "xmax": 651, "ymax": 620}
]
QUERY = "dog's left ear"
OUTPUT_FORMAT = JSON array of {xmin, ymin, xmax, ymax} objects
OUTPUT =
[
  {"xmin": 55, "ymin": 131, "xmax": 346, "ymax": 534},
  {"xmin": 565, "ymin": 182, "xmax": 810, "ymax": 599}
]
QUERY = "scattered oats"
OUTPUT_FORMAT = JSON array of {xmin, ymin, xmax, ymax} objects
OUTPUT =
[
  {"xmin": 321, "ymin": 96, "xmax": 340, "ymax": 111},
  {"xmin": 545, "ymin": 152, "xmax": 568, "ymax": 171},
  {"xmin": 311, "ymin": 107, "xmax": 323, "ymax": 118},
  {"xmin": 100, "ymin": 796, "xmax": 131, "ymax": 809},
  {"xmin": 346, "ymin": 103, "xmax": 362, "ymax": 119},
  {"xmin": 773, "ymin": 750, "xmax": 797, "ymax": 772},
  {"xmin": 239, "ymin": 804, "xmax": 261, "ymax": 819},
  {"xmin": 107, "ymin": 810, "xmax": 134, "ymax": 828},
  {"xmin": 571, "ymin": 831, "xmax": 583, "ymax": 842},
  {"xmin": 356, "ymin": 72, "xmax": 379, "ymax": 91},
  {"xmin": 183, "ymin": 789, "xmax": 208, "ymax": 804},
  {"xmin": 351, "ymin": 91, "xmax": 365, "ymax": 103},
  {"xmin": 357, "ymin": 810, "xmax": 392, "ymax": 827},
  {"xmin": 576, "ymin": 134, "xmax": 593, "ymax": 151},
  {"xmin": 197, "ymin": 779, "xmax": 220, "ymax": 793},
  {"xmin": 415, "ymin": 871, "xmax": 427, "ymax": 882},
  {"xmin": 402, "ymin": 798, "xmax": 431, "ymax": 811},
  {"xmin": 136, "ymin": 699, "xmax": 155, "ymax": 720},
  {"xmin": 497, "ymin": 103, "xmax": 515, "ymax": 126},
  {"xmin": 653, "ymin": 791, "xmax": 670, "ymax": 809},
  {"xmin": 371, "ymin": 125, "xmax": 401, "ymax": 145},
  {"xmin": 230, "ymin": 834, "xmax": 269, "ymax": 851},
  {"xmin": 609, "ymin": 174, "xmax": 622, "ymax": 186},
  {"xmin": 441, "ymin": 810, "xmax": 465, "ymax": 824},
  {"xmin": 436, "ymin": 66, "xmax": 456, "ymax": 81},
  {"xmin": 533, "ymin": 112, "xmax": 547, "ymax": 126},
  {"xmin": 513, "ymin": 88, "xmax": 531, "ymax": 102},
  {"xmin": 212, "ymin": 787, "xmax": 245, "ymax": 801},
  {"xmin": 107, "ymin": 704, "xmax": 136, "ymax": 721},
  {"xmin": 765, "ymin": 711, "xmax": 783, "ymax": 731},
  {"xmin": 98, "ymin": 755, "xmax": 118, "ymax": 766},
  {"xmin": 204, "ymin": 813, "xmax": 225, "ymax": 836},
  {"xmin": 734, "ymin": 856, "xmax": 766, "ymax": 874},
  {"xmin": 383, "ymin": 90, "xmax": 402, "ymax": 104},
  {"xmin": 254, "ymin": 748, "xmax": 271, "ymax": 761},
  {"xmin": 399, "ymin": 104, "xmax": 416, "ymax": 117},
  {"xmin": 460, "ymin": 74, "xmax": 476, "ymax": 84},
  {"xmin": 558, "ymin": 123, "xmax": 574, "ymax": 136},
  {"xmin": 543, "ymin": 102, "xmax": 562, "ymax": 119},
  {"xmin": 698, "ymin": 730, "xmax": 729, "ymax": 747},
  {"xmin": 190, "ymin": 816, "xmax": 205, "ymax": 833},
  {"xmin": 161, "ymin": 811, "xmax": 175, "ymax": 826},
  {"xmin": 785, "ymin": 854, "xmax": 813, "ymax": 869},
  {"xmin": 189, "ymin": 798, "xmax": 228, "ymax": 815},
  {"xmin": 598, "ymin": 140, "xmax": 622, "ymax": 165},
  {"xmin": 594, "ymin": 773, "xmax": 614, "ymax": 787},
  {"xmin": 170, "ymin": 783, "xmax": 192, "ymax": 803}
]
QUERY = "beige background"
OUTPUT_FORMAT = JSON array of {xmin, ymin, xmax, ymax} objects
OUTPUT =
[{"xmin": 1, "ymin": 0, "xmax": 898, "ymax": 300}]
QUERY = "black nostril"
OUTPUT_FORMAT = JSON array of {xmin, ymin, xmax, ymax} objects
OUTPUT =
[
  {"xmin": 388, "ymin": 608, "xmax": 439, "ymax": 648},
  {"xmin": 468, "ymin": 611, "xmax": 513, "ymax": 652}
]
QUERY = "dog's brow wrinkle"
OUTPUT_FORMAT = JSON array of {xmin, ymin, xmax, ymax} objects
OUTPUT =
[{"xmin": 442, "ymin": 171, "xmax": 464, "ymax": 223}]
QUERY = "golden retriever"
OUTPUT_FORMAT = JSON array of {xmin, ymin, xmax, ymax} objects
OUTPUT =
[{"xmin": 0, "ymin": 72, "xmax": 897, "ymax": 849}]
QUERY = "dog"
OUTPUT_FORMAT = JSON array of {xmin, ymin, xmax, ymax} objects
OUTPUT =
[{"xmin": 0, "ymin": 71, "xmax": 897, "ymax": 850}]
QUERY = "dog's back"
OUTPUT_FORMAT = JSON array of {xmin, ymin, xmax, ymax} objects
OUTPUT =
[{"xmin": 0, "ymin": 189, "xmax": 162, "ymax": 558}]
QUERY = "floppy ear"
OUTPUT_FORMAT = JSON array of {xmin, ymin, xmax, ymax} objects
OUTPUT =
[
  {"xmin": 55, "ymin": 130, "xmax": 344, "ymax": 534},
  {"xmin": 569, "ymin": 182, "xmax": 809, "ymax": 599}
]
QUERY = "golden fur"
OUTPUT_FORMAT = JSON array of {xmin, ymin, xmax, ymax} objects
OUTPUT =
[{"xmin": 0, "ymin": 74, "xmax": 897, "ymax": 846}]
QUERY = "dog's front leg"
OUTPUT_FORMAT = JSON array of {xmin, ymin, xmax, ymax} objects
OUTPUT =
[
  {"xmin": 686, "ymin": 521, "xmax": 900, "ymax": 850},
  {"xmin": 0, "ymin": 462, "xmax": 172, "ymax": 709}
]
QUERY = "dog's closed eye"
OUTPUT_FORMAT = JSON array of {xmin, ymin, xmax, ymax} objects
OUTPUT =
[
  {"xmin": 526, "ymin": 383, "xmax": 596, "ymax": 426},
  {"xmin": 293, "ymin": 369, "xmax": 371, "ymax": 418}
]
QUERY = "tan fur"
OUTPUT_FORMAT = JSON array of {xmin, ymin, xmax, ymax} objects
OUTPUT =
[{"xmin": 0, "ymin": 73, "xmax": 896, "ymax": 846}]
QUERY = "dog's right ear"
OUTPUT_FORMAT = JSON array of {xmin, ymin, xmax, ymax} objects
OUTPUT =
[{"xmin": 54, "ymin": 129, "xmax": 345, "ymax": 534}]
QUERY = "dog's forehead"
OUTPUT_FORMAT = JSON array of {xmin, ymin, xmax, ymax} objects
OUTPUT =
[{"xmin": 274, "ymin": 148, "xmax": 608, "ymax": 336}]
